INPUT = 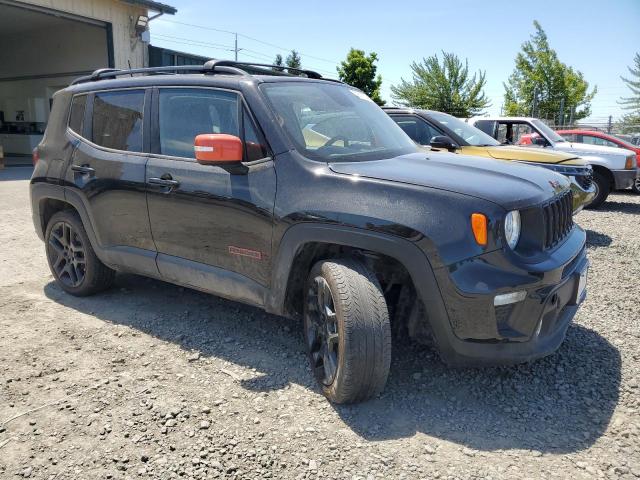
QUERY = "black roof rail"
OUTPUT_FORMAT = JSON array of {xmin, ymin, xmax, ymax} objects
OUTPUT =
[{"xmin": 70, "ymin": 59, "xmax": 341, "ymax": 86}]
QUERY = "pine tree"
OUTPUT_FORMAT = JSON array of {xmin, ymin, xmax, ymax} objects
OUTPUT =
[
  {"xmin": 619, "ymin": 53, "xmax": 640, "ymax": 133},
  {"xmin": 391, "ymin": 52, "xmax": 489, "ymax": 117},
  {"xmin": 285, "ymin": 50, "xmax": 302, "ymax": 72},
  {"xmin": 503, "ymin": 21, "xmax": 596, "ymax": 121}
]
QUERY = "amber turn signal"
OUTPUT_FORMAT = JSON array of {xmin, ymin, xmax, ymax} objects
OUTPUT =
[
  {"xmin": 625, "ymin": 156, "xmax": 634, "ymax": 169},
  {"xmin": 471, "ymin": 213, "xmax": 488, "ymax": 246}
]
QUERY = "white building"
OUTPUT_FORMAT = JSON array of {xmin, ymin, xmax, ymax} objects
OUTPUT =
[{"xmin": 0, "ymin": 0, "xmax": 176, "ymax": 163}]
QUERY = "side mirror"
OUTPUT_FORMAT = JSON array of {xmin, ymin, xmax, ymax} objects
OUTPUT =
[
  {"xmin": 429, "ymin": 135, "xmax": 458, "ymax": 151},
  {"xmin": 532, "ymin": 136, "xmax": 547, "ymax": 146},
  {"xmin": 194, "ymin": 134, "xmax": 243, "ymax": 165}
]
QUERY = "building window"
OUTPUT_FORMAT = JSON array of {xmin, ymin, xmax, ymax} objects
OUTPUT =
[{"xmin": 92, "ymin": 90, "xmax": 144, "ymax": 152}]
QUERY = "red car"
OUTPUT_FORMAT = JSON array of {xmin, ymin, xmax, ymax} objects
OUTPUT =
[{"xmin": 556, "ymin": 130, "xmax": 640, "ymax": 193}]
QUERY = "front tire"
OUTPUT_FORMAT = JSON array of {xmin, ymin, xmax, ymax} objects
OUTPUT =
[
  {"xmin": 586, "ymin": 170, "xmax": 610, "ymax": 209},
  {"xmin": 632, "ymin": 177, "xmax": 640, "ymax": 194},
  {"xmin": 303, "ymin": 259, "xmax": 391, "ymax": 404},
  {"xmin": 45, "ymin": 210, "xmax": 115, "ymax": 296}
]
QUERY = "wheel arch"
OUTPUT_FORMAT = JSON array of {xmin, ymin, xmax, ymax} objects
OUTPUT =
[
  {"xmin": 265, "ymin": 224, "xmax": 449, "ymax": 337},
  {"xmin": 32, "ymin": 184, "xmax": 104, "ymax": 263},
  {"xmin": 592, "ymin": 164, "xmax": 615, "ymax": 188}
]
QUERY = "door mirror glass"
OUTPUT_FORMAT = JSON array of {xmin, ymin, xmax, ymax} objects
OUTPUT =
[
  {"xmin": 429, "ymin": 135, "xmax": 458, "ymax": 151},
  {"xmin": 194, "ymin": 134, "xmax": 243, "ymax": 165},
  {"xmin": 532, "ymin": 136, "xmax": 547, "ymax": 146}
]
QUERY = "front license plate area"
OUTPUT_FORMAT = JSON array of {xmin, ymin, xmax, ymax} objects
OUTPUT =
[{"xmin": 573, "ymin": 267, "xmax": 588, "ymax": 304}]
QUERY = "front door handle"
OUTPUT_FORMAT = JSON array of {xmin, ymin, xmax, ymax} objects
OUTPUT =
[
  {"xmin": 71, "ymin": 164, "xmax": 95, "ymax": 174},
  {"xmin": 148, "ymin": 177, "xmax": 180, "ymax": 187}
]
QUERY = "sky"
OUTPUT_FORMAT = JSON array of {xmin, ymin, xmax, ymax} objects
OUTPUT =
[{"xmin": 149, "ymin": 0, "xmax": 640, "ymax": 123}]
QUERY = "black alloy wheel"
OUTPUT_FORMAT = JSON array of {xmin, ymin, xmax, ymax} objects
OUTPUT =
[
  {"xmin": 305, "ymin": 276, "xmax": 340, "ymax": 386},
  {"xmin": 47, "ymin": 221, "xmax": 86, "ymax": 288}
]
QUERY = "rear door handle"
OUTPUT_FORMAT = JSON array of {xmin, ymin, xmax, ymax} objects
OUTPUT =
[
  {"xmin": 148, "ymin": 177, "xmax": 180, "ymax": 187},
  {"xmin": 71, "ymin": 165, "xmax": 95, "ymax": 174}
]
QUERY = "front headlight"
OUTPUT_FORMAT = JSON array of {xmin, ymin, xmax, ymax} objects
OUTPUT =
[
  {"xmin": 518, "ymin": 162, "xmax": 589, "ymax": 177},
  {"xmin": 504, "ymin": 210, "xmax": 521, "ymax": 249}
]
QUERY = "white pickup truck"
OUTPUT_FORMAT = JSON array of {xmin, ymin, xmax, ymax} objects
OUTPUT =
[{"xmin": 469, "ymin": 117, "xmax": 639, "ymax": 208}]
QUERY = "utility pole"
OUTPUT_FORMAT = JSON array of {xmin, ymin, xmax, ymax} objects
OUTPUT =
[
  {"xmin": 568, "ymin": 106, "xmax": 575, "ymax": 127},
  {"xmin": 607, "ymin": 115, "xmax": 612, "ymax": 134},
  {"xmin": 559, "ymin": 97, "xmax": 565, "ymax": 126},
  {"xmin": 234, "ymin": 32, "xmax": 238, "ymax": 61},
  {"xmin": 531, "ymin": 87, "xmax": 538, "ymax": 118}
]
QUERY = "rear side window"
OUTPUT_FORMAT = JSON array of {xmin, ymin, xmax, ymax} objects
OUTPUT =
[
  {"xmin": 92, "ymin": 90, "xmax": 144, "ymax": 152},
  {"xmin": 159, "ymin": 88, "xmax": 239, "ymax": 159},
  {"xmin": 68, "ymin": 95, "xmax": 86, "ymax": 134}
]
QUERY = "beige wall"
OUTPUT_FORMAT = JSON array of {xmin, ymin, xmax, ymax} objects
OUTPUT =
[{"xmin": 18, "ymin": 0, "xmax": 149, "ymax": 69}]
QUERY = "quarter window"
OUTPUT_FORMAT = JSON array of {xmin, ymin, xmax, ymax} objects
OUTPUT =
[
  {"xmin": 159, "ymin": 88, "xmax": 239, "ymax": 159},
  {"xmin": 242, "ymin": 108, "xmax": 269, "ymax": 161},
  {"xmin": 68, "ymin": 95, "xmax": 86, "ymax": 135},
  {"xmin": 92, "ymin": 90, "xmax": 144, "ymax": 152}
]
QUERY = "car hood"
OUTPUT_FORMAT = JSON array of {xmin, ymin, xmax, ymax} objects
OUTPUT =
[
  {"xmin": 466, "ymin": 145, "xmax": 582, "ymax": 164},
  {"xmin": 554, "ymin": 141, "xmax": 633, "ymax": 158},
  {"xmin": 329, "ymin": 152, "xmax": 569, "ymax": 210}
]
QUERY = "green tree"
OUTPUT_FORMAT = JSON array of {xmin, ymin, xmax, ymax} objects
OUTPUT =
[
  {"xmin": 336, "ymin": 48, "xmax": 385, "ymax": 105},
  {"xmin": 285, "ymin": 50, "xmax": 302, "ymax": 71},
  {"xmin": 619, "ymin": 53, "xmax": 640, "ymax": 133},
  {"xmin": 390, "ymin": 52, "xmax": 490, "ymax": 117},
  {"xmin": 503, "ymin": 21, "xmax": 596, "ymax": 122},
  {"xmin": 272, "ymin": 54, "xmax": 284, "ymax": 71}
]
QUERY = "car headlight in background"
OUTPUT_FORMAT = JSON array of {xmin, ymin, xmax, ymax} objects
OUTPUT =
[
  {"xmin": 519, "ymin": 162, "xmax": 591, "ymax": 177},
  {"xmin": 504, "ymin": 210, "xmax": 521, "ymax": 249}
]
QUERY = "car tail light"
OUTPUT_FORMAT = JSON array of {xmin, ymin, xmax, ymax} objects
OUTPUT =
[
  {"xmin": 636, "ymin": 154, "xmax": 640, "ymax": 168},
  {"xmin": 32, "ymin": 147, "xmax": 40, "ymax": 165}
]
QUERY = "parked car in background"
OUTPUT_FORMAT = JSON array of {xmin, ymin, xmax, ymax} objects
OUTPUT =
[
  {"xmin": 30, "ymin": 61, "xmax": 589, "ymax": 404},
  {"xmin": 469, "ymin": 117, "xmax": 639, "ymax": 208},
  {"xmin": 556, "ymin": 130, "xmax": 640, "ymax": 193},
  {"xmin": 384, "ymin": 108, "xmax": 595, "ymax": 213}
]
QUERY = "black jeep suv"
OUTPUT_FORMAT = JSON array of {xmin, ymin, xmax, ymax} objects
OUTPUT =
[{"xmin": 30, "ymin": 60, "xmax": 588, "ymax": 403}]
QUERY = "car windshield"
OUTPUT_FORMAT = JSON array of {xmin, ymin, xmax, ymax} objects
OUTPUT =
[
  {"xmin": 260, "ymin": 82, "xmax": 418, "ymax": 162},
  {"xmin": 428, "ymin": 111, "xmax": 499, "ymax": 146},
  {"xmin": 531, "ymin": 119, "xmax": 566, "ymax": 143}
]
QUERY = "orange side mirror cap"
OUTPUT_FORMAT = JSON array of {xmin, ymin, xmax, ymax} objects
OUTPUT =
[{"xmin": 194, "ymin": 134, "xmax": 243, "ymax": 165}]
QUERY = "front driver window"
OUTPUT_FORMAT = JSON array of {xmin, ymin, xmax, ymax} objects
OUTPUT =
[{"xmin": 159, "ymin": 88, "xmax": 239, "ymax": 159}]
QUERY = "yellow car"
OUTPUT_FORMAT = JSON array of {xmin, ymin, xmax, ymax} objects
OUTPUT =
[{"xmin": 384, "ymin": 108, "xmax": 595, "ymax": 213}]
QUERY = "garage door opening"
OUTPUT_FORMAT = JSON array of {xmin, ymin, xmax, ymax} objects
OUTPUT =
[{"xmin": 0, "ymin": 1, "xmax": 112, "ymax": 163}]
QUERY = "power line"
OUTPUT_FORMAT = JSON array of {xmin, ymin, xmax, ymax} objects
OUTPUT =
[
  {"xmin": 151, "ymin": 33, "xmax": 337, "ymax": 77},
  {"xmin": 155, "ymin": 18, "xmax": 342, "ymax": 65}
]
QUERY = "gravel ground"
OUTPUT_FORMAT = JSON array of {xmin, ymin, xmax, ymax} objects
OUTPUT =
[{"xmin": 0, "ymin": 165, "xmax": 638, "ymax": 480}]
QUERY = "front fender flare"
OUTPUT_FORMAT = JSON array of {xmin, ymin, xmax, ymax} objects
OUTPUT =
[{"xmin": 265, "ymin": 223, "xmax": 449, "ymax": 327}]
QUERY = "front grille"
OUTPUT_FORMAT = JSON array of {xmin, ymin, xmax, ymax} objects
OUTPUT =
[
  {"xmin": 576, "ymin": 169, "xmax": 593, "ymax": 190},
  {"xmin": 542, "ymin": 191, "xmax": 574, "ymax": 249}
]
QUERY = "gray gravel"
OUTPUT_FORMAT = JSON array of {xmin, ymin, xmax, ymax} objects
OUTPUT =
[{"xmin": 0, "ymin": 166, "xmax": 639, "ymax": 479}]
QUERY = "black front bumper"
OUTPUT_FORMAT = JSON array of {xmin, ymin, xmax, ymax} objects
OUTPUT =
[
  {"xmin": 424, "ymin": 227, "xmax": 588, "ymax": 366},
  {"xmin": 612, "ymin": 169, "xmax": 638, "ymax": 190}
]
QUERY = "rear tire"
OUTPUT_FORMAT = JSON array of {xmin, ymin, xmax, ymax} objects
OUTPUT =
[
  {"xmin": 632, "ymin": 177, "xmax": 640, "ymax": 194},
  {"xmin": 45, "ymin": 210, "xmax": 115, "ymax": 296},
  {"xmin": 586, "ymin": 170, "xmax": 610, "ymax": 209},
  {"xmin": 303, "ymin": 258, "xmax": 391, "ymax": 404}
]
